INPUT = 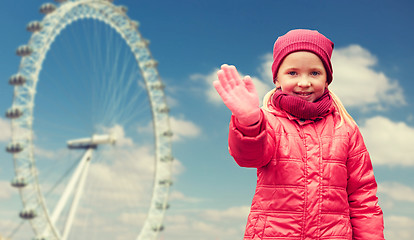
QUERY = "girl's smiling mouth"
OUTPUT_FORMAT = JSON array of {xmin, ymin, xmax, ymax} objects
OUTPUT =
[
  {"xmin": 293, "ymin": 91, "xmax": 315, "ymax": 101},
  {"xmin": 294, "ymin": 91, "xmax": 312, "ymax": 96}
]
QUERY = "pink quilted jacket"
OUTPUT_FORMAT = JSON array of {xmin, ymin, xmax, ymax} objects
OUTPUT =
[{"xmin": 228, "ymin": 104, "xmax": 384, "ymax": 240}]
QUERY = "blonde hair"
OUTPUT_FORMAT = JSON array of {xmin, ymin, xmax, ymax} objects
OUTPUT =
[{"xmin": 262, "ymin": 88, "xmax": 356, "ymax": 128}]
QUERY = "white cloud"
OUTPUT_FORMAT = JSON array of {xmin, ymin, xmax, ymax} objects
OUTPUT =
[
  {"xmin": 99, "ymin": 124, "xmax": 133, "ymax": 147},
  {"xmin": 0, "ymin": 181, "xmax": 14, "ymax": 199},
  {"xmin": 169, "ymin": 191, "xmax": 203, "ymax": 203},
  {"xmin": 0, "ymin": 218, "xmax": 32, "ymax": 240},
  {"xmin": 137, "ymin": 120, "xmax": 153, "ymax": 135},
  {"xmin": 0, "ymin": 118, "xmax": 11, "ymax": 142},
  {"xmin": 166, "ymin": 95, "xmax": 179, "ymax": 108},
  {"xmin": 190, "ymin": 70, "xmax": 221, "ymax": 104},
  {"xmin": 34, "ymin": 146, "xmax": 68, "ymax": 160},
  {"xmin": 251, "ymin": 75, "xmax": 274, "ymax": 105},
  {"xmin": 169, "ymin": 116, "xmax": 202, "ymax": 141},
  {"xmin": 378, "ymin": 182, "xmax": 414, "ymax": 202},
  {"xmin": 162, "ymin": 206, "xmax": 249, "ymax": 240},
  {"xmin": 359, "ymin": 116, "xmax": 414, "ymax": 166},
  {"xmin": 137, "ymin": 116, "xmax": 202, "ymax": 142},
  {"xmin": 86, "ymin": 144, "xmax": 156, "ymax": 205},
  {"xmin": 202, "ymin": 206, "xmax": 251, "ymax": 221},
  {"xmin": 257, "ymin": 53, "xmax": 274, "ymax": 82},
  {"xmin": 330, "ymin": 45, "xmax": 405, "ymax": 110},
  {"xmin": 117, "ymin": 212, "xmax": 147, "ymax": 226},
  {"xmin": 384, "ymin": 215, "xmax": 414, "ymax": 240}
]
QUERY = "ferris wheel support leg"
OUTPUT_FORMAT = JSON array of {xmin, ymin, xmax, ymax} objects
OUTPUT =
[
  {"xmin": 50, "ymin": 148, "xmax": 94, "ymax": 226},
  {"xmin": 61, "ymin": 149, "xmax": 93, "ymax": 240}
]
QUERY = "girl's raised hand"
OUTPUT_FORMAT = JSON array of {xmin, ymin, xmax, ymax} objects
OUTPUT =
[{"xmin": 213, "ymin": 64, "xmax": 261, "ymax": 126}]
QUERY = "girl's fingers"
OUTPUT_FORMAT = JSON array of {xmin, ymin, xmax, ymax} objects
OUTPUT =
[
  {"xmin": 221, "ymin": 64, "xmax": 238, "ymax": 88},
  {"xmin": 243, "ymin": 75, "xmax": 256, "ymax": 93},
  {"xmin": 228, "ymin": 65, "xmax": 242, "ymax": 86},
  {"xmin": 217, "ymin": 69, "xmax": 231, "ymax": 91},
  {"xmin": 213, "ymin": 80, "xmax": 232, "ymax": 106},
  {"xmin": 213, "ymin": 80, "xmax": 225, "ymax": 97}
]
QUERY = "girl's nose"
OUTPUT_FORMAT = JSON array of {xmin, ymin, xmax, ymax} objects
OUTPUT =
[{"xmin": 297, "ymin": 77, "xmax": 311, "ymax": 87}]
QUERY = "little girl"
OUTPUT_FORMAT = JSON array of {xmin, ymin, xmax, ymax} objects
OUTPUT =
[{"xmin": 213, "ymin": 29, "xmax": 384, "ymax": 240}]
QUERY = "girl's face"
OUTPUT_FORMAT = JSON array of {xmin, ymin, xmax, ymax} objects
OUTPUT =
[{"xmin": 275, "ymin": 51, "xmax": 328, "ymax": 102}]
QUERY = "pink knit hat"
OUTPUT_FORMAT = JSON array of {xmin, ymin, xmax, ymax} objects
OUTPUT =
[{"xmin": 271, "ymin": 29, "xmax": 334, "ymax": 84}]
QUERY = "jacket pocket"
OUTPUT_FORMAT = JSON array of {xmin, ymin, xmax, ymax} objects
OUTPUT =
[
  {"xmin": 319, "ymin": 214, "xmax": 352, "ymax": 239},
  {"xmin": 263, "ymin": 213, "xmax": 302, "ymax": 238}
]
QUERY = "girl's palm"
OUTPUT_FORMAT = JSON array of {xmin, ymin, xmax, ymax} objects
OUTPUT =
[{"xmin": 213, "ymin": 64, "xmax": 260, "ymax": 125}]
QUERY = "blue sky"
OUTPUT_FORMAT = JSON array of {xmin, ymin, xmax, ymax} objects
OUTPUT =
[{"xmin": 1, "ymin": 0, "xmax": 414, "ymax": 239}]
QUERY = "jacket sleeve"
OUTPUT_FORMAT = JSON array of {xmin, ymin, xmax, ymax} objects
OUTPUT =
[
  {"xmin": 228, "ymin": 109, "xmax": 276, "ymax": 168},
  {"xmin": 346, "ymin": 126, "xmax": 384, "ymax": 240}
]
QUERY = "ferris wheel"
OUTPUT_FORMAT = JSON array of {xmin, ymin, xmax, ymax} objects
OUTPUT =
[{"xmin": 6, "ymin": 0, "xmax": 173, "ymax": 239}]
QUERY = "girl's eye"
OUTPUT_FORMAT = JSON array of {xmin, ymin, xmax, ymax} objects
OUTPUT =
[
  {"xmin": 310, "ymin": 71, "xmax": 320, "ymax": 76},
  {"xmin": 288, "ymin": 71, "xmax": 297, "ymax": 76}
]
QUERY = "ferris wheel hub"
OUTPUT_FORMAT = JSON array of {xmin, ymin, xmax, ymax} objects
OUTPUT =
[{"xmin": 67, "ymin": 134, "xmax": 116, "ymax": 149}]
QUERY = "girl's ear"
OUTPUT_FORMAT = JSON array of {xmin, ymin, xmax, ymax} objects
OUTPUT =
[{"xmin": 275, "ymin": 79, "xmax": 281, "ymax": 89}]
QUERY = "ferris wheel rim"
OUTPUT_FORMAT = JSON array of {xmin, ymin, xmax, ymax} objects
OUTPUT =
[{"xmin": 8, "ymin": 1, "xmax": 173, "ymax": 239}]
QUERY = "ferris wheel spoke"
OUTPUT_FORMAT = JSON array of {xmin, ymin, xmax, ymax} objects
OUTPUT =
[
  {"xmin": 50, "ymin": 148, "xmax": 93, "ymax": 225},
  {"xmin": 61, "ymin": 152, "xmax": 92, "ymax": 240}
]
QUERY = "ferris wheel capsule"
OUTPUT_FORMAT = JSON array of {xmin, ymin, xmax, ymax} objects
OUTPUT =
[
  {"xmin": 162, "ymin": 130, "xmax": 173, "ymax": 137},
  {"xmin": 118, "ymin": 5, "xmax": 128, "ymax": 13},
  {"xmin": 33, "ymin": 237, "xmax": 48, "ymax": 240},
  {"xmin": 135, "ymin": 39, "xmax": 150, "ymax": 48},
  {"xmin": 130, "ymin": 20, "xmax": 140, "ymax": 29},
  {"xmin": 11, "ymin": 176, "xmax": 28, "ymax": 188},
  {"xmin": 157, "ymin": 105, "xmax": 170, "ymax": 113},
  {"xmin": 5, "ymin": 108, "xmax": 23, "ymax": 119},
  {"xmin": 160, "ymin": 154, "xmax": 174, "ymax": 162},
  {"xmin": 152, "ymin": 225, "xmax": 164, "ymax": 232},
  {"xmin": 40, "ymin": 3, "xmax": 57, "ymax": 15},
  {"xmin": 6, "ymin": 142, "xmax": 24, "ymax": 153},
  {"xmin": 149, "ymin": 81, "xmax": 165, "ymax": 90},
  {"xmin": 9, "ymin": 74, "xmax": 27, "ymax": 86},
  {"xmin": 143, "ymin": 59, "xmax": 159, "ymax": 68},
  {"xmin": 159, "ymin": 179, "xmax": 173, "ymax": 186},
  {"xmin": 19, "ymin": 208, "xmax": 37, "ymax": 220},
  {"xmin": 155, "ymin": 202, "xmax": 170, "ymax": 210},
  {"xmin": 16, "ymin": 45, "xmax": 33, "ymax": 57},
  {"xmin": 27, "ymin": 21, "xmax": 43, "ymax": 32}
]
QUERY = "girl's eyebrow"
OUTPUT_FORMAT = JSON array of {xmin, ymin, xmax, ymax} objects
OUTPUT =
[
  {"xmin": 309, "ymin": 67, "xmax": 325, "ymax": 72},
  {"xmin": 283, "ymin": 67, "xmax": 299, "ymax": 71}
]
